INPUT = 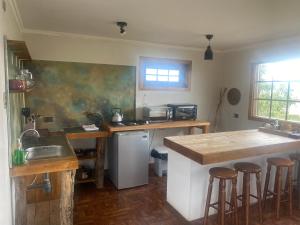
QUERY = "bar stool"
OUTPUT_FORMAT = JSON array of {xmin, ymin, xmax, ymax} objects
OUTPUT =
[
  {"xmin": 262, "ymin": 157, "xmax": 294, "ymax": 219},
  {"xmin": 290, "ymin": 153, "xmax": 300, "ymax": 209},
  {"xmin": 203, "ymin": 167, "xmax": 238, "ymax": 225},
  {"xmin": 234, "ymin": 162, "xmax": 263, "ymax": 225}
]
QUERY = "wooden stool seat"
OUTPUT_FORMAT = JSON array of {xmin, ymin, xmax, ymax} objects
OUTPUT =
[
  {"xmin": 267, "ymin": 157, "xmax": 294, "ymax": 167},
  {"xmin": 263, "ymin": 157, "xmax": 294, "ymax": 220},
  {"xmin": 209, "ymin": 167, "xmax": 238, "ymax": 179},
  {"xmin": 234, "ymin": 162, "xmax": 261, "ymax": 173},
  {"xmin": 204, "ymin": 167, "xmax": 238, "ymax": 225},
  {"xmin": 290, "ymin": 153, "xmax": 300, "ymax": 161}
]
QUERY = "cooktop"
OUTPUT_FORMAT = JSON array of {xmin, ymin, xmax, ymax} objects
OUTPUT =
[{"xmin": 110, "ymin": 120, "xmax": 149, "ymax": 127}]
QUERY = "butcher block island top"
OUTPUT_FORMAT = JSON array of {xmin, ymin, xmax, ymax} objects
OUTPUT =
[{"xmin": 164, "ymin": 129, "xmax": 300, "ymax": 165}]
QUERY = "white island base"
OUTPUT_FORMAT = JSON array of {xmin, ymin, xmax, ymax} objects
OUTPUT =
[{"xmin": 167, "ymin": 149, "xmax": 299, "ymax": 221}]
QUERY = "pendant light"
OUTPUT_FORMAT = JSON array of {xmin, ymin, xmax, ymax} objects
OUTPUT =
[
  {"xmin": 116, "ymin": 21, "xmax": 127, "ymax": 36},
  {"xmin": 204, "ymin": 34, "xmax": 214, "ymax": 60}
]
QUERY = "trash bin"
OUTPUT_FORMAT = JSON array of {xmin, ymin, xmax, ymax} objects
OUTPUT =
[{"xmin": 151, "ymin": 146, "xmax": 169, "ymax": 177}]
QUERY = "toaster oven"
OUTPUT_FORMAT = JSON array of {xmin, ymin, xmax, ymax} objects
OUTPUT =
[
  {"xmin": 143, "ymin": 106, "xmax": 172, "ymax": 122},
  {"xmin": 167, "ymin": 104, "xmax": 197, "ymax": 120}
]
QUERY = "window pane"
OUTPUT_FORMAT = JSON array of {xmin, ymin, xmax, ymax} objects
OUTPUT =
[
  {"xmin": 169, "ymin": 70, "xmax": 180, "ymax": 76},
  {"xmin": 288, "ymin": 102, "xmax": 300, "ymax": 122},
  {"xmin": 146, "ymin": 68, "xmax": 157, "ymax": 75},
  {"xmin": 146, "ymin": 75, "xmax": 157, "ymax": 81},
  {"xmin": 289, "ymin": 82, "xmax": 300, "ymax": 100},
  {"xmin": 157, "ymin": 69, "xmax": 168, "ymax": 75},
  {"xmin": 258, "ymin": 64, "xmax": 272, "ymax": 81},
  {"xmin": 274, "ymin": 59, "xmax": 300, "ymax": 81},
  {"xmin": 256, "ymin": 100, "xmax": 270, "ymax": 118},
  {"xmin": 272, "ymin": 82, "xmax": 288, "ymax": 100},
  {"xmin": 271, "ymin": 100, "xmax": 287, "ymax": 120},
  {"xmin": 256, "ymin": 82, "xmax": 272, "ymax": 99},
  {"xmin": 140, "ymin": 57, "xmax": 191, "ymax": 90},
  {"xmin": 253, "ymin": 59, "xmax": 300, "ymax": 121},
  {"xmin": 169, "ymin": 76, "xmax": 179, "ymax": 82},
  {"xmin": 157, "ymin": 75, "xmax": 168, "ymax": 81}
]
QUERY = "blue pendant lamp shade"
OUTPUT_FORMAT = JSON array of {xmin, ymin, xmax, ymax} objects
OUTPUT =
[{"xmin": 204, "ymin": 34, "xmax": 213, "ymax": 60}]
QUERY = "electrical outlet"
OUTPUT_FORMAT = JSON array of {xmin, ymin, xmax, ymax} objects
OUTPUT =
[
  {"xmin": 2, "ymin": 0, "xmax": 6, "ymax": 12},
  {"xmin": 43, "ymin": 116, "xmax": 54, "ymax": 123}
]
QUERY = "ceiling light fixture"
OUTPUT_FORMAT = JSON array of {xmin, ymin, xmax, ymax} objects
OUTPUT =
[
  {"xmin": 116, "ymin": 21, "xmax": 127, "ymax": 36},
  {"xmin": 204, "ymin": 34, "xmax": 214, "ymax": 60}
]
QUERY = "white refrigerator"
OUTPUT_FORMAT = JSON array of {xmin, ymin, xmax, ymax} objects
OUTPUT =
[{"xmin": 108, "ymin": 131, "xmax": 149, "ymax": 189}]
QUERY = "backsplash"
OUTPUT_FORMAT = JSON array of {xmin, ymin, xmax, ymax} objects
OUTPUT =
[{"xmin": 25, "ymin": 60, "xmax": 136, "ymax": 131}]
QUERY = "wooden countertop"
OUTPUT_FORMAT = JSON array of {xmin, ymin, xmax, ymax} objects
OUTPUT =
[
  {"xmin": 105, "ymin": 120, "xmax": 210, "ymax": 134},
  {"xmin": 10, "ymin": 135, "xmax": 78, "ymax": 177},
  {"xmin": 164, "ymin": 129, "xmax": 300, "ymax": 165}
]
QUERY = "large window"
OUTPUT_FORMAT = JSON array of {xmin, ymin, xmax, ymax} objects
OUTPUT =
[
  {"xmin": 250, "ymin": 59, "xmax": 300, "ymax": 123},
  {"xmin": 139, "ymin": 57, "xmax": 191, "ymax": 90}
]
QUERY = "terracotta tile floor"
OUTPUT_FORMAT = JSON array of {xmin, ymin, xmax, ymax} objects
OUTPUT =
[{"xmin": 74, "ymin": 168, "xmax": 300, "ymax": 225}]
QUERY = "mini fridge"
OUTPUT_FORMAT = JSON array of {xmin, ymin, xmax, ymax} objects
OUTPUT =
[{"xmin": 108, "ymin": 131, "xmax": 149, "ymax": 189}]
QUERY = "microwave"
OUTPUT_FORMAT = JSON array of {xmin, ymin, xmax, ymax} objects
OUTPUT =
[
  {"xmin": 167, "ymin": 104, "xmax": 197, "ymax": 120},
  {"xmin": 143, "ymin": 106, "xmax": 172, "ymax": 122}
]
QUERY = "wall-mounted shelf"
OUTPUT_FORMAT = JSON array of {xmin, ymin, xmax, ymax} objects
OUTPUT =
[{"xmin": 7, "ymin": 40, "xmax": 31, "ymax": 61}]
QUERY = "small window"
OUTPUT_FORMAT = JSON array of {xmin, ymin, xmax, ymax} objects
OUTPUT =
[
  {"xmin": 139, "ymin": 57, "xmax": 191, "ymax": 90},
  {"xmin": 249, "ymin": 59, "xmax": 300, "ymax": 123}
]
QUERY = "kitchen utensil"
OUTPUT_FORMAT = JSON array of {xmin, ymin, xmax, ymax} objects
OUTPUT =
[
  {"xmin": 111, "ymin": 108, "xmax": 123, "ymax": 123},
  {"xmin": 21, "ymin": 107, "xmax": 31, "ymax": 119},
  {"xmin": 9, "ymin": 79, "xmax": 26, "ymax": 91},
  {"xmin": 20, "ymin": 69, "xmax": 35, "ymax": 89}
]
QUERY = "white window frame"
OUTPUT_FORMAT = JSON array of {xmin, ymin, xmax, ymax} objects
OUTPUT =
[
  {"xmin": 139, "ymin": 56, "xmax": 192, "ymax": 91},
  {"xmin": 249, "ymin": 61, "xmax": 300, "ymax": 125}
]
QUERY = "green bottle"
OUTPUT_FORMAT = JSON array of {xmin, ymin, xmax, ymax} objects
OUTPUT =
[{"xmin": 12, "ymin": 139, "xmax": 26, "ymax": 166}]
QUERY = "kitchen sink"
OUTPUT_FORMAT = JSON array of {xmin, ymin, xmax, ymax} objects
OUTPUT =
[{"xmin": 26, "ymin": 145, "xmax": 64, "ymax": 161}]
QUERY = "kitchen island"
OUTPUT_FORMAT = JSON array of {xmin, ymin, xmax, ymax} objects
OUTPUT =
[{"xmin": 164, "ymin": 129, "xmax": 300, "ymax": 221}]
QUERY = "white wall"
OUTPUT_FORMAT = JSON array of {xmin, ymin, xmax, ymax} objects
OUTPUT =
[
  {"xmin": 23, "ymin": 33, "xmax": 222, "ymax": 147},
  {"xmin": 220, "ymin": 36, "xmax": 300, "ymax": 131},
  {"xmin": 0, "ymin": 1, "xmax": 23, "ymax": 225},
  {"xmin": 24, "ymin": 33, "xmax": 221, "ymax": 122}
]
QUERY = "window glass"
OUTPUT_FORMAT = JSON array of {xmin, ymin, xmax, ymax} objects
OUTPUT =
[
  {"xmin": 140, "ymin": 57, "xmax": 191, "ymax": 90},
  {"xmin": 250, "ymin": 58, "xmax": 300, "ymax": 123}
]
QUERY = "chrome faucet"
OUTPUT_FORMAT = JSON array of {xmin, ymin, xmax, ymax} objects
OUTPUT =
[
  {"xmin": 271, "ymin": 120, "xmax": 280, "ymax": 130},
  {"xmin": 18, "ymin": 129, "xmax": 40, "ymax": 150}
]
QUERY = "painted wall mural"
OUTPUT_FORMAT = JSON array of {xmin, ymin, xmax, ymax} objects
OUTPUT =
[{"xmin": 26, "ymin": 60, "xmax": 136, "ymax": 131}]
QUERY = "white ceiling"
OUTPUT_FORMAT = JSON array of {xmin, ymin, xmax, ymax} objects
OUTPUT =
[{"xmin": 15, "ymin": 0, "xmax": 300, "ymax": 50}]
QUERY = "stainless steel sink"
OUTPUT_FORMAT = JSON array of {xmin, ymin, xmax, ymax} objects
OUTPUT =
[{"xmin": 26, "ymin": 145, "xmax": 64, "ymax": 161}]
